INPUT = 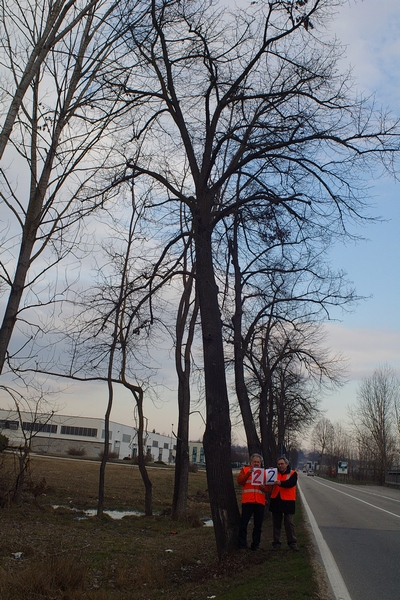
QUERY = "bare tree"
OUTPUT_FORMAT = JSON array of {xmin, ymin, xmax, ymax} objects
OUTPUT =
[
  {"xmin": 311, "ymin": 417, "xmax": 335, "ymax": 467},
  {"xmin": 228, "ymin": 210, "xmax": 262, "ymax": 457},
  {"xmin": 246, "ymin": 320, "xmax": 339, "ymax": 465},
  {"xmin": 329, "ymin": 422, "xmax": 352, "ymax": 475},
  {"xmin": 0, "ymin": 0, "xmax": 127, "ymax": 375},
  {"xmin": 59, "ymin": 178, "xmax": 194, "ymax": 515},
  {"xmin": 225, "ymin": 195, "xmax": 351, "ymax": 462},
  {"xmin": 350, "ymin": 365, "xmax": 398, "ymax": 484},
  {"xmin": 0, "ymin": 385, "xmax": 55, "ymax": 503},
  {"xmin": 108, "ymin": 0, "xmax": 399, "ymax": 555},
  {"xmin": 68, "ymin": 197, "xmax": 158, "ymax": 516}
]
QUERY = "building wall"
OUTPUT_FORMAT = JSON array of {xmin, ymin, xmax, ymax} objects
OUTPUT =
[
  {"xmin": 0, "ymin": 409, "xmax": 176, "ymax": 462},
  {"xmin": 188, "ymin": 441, "xmax": 205, "ymax": 465}
]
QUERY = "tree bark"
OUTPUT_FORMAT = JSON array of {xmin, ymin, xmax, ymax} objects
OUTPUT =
[
  {"xmin": 229, "ymin": 223, "xmax": 262, "ymax": 456},
  {"xmin": 172, "ymin": 273, "xmax": 198, "ymax": 520},
  {"xmin": 193, "ymin": 208, "xmax": 239, "ymax": 557},
  {"xmin": 133, "ymin": 387, "xmax": 153, "ymax": 516}
]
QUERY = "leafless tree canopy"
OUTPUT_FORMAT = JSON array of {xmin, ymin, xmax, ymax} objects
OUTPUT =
[{"xmin": 350, "ymin": 365, "xmax": 399, "ymax": 483}]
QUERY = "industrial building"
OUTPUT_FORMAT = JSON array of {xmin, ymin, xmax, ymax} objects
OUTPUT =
[{"xmin": 0, "ymin": 408, "xmax": 177, "ymax": 462}]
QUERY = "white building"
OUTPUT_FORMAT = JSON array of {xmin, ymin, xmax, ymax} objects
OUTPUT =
[
  {"xmin": 189, "ymin": 441, "xmax": 205, "ymax": 465},
  {"xmin": 0, "ymin": 408, "xmax": 176, "ymax": 462}
]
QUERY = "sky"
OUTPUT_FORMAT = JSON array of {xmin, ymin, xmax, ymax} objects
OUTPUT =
[
  {"xmin": 1, "ymin": 0, "xmax": 400, "ymax": 445},
  {"xmin": 315, "ymin": 0, "xmax": 400, "ymax": 433}
]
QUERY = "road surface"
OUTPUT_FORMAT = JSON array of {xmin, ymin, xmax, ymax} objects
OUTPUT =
[{"xmin": 298, "ymin": 472, "xmax": 400, "ymax": 600}]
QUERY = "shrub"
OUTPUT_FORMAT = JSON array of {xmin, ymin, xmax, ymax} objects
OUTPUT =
[
  {"xmin": 67, "ymin": 447, "xmax": 86, "ymax": 457},
  {"xmin": 98, "ymin": 450, "xmax": 119, "ymax": 459},
  {"xmin": 188, "ymin": 462, "xmax": 198, "ymax": 473},
  {"xmin": 0, "ymin": 554, "xmax": 87, "ymax": 599}
]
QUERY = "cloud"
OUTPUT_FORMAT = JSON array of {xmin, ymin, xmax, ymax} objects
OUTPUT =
[
  {"xmin": 333, "ymin": 0, "xmax": 400, "ymax": 104},
  {"xmin": 324, "ymin": 321, "xmax": 400, "ymax": 380}
]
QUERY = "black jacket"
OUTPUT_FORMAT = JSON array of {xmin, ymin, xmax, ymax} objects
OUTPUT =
[{"xmin": 268, "ymin": 466, "xmax": 297, "ymax": 515}]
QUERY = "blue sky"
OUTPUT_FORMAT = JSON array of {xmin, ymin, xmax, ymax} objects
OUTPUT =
[{"xmin": 315, "ymin": 0, "xmax": 400, "ymax": 431}]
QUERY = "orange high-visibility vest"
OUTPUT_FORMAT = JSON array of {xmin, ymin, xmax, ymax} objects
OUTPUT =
[
  {"xmin": 270, "ymin": 470, "xmax": 297, "ymax": 501},
  {"xmin": 238, "ymin": 466, "xmax": 266, "ymax": 505}
]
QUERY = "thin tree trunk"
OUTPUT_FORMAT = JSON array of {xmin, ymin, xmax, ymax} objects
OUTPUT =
[
  {"xmin": 133, "ymin": 387, "xmax": 152, "ymax": 516},
  {"xmin": 172, "ymin": 273, "xmax": 198, "ymax": 520}
]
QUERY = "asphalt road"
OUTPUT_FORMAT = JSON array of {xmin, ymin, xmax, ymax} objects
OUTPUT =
[{"xmin": 298, "ymin": 472, "xmax": 400, "ymax": 600}]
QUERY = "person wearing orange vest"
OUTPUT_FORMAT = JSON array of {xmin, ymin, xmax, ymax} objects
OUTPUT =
[
  {"xmin": 268, "ymin": 456, "xmax": 299, "ymax": 551},
  {"xmin": 237, "ymin": 453, "xmax": 268, "ymax": 551}
]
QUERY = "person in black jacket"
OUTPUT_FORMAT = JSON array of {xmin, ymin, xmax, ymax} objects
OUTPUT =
[{"xmin": 268, "ymin": 456, "xmax": 299, "ymax": 551}]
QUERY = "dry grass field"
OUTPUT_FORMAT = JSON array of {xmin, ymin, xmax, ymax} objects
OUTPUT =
[{"xmin": 0, "ymin": 454, "xmax": 327, "ymax": 600}]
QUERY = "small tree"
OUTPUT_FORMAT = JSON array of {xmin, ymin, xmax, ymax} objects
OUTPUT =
[
  {"xmin": 311, "ymin": 417, "xmax": 335, "ymax": 469},
  {"xmin": 351, "ymin": 366, "xmax": 399, "ymax": 484},
  {"xmin": 0, "ymin": 389, "xmax": 55, "ymax": 503}
]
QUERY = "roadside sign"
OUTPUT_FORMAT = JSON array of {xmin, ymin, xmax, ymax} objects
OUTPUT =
[{"xmin": 338, "ymin": 461, "xmax": 348, "ymax": 474}]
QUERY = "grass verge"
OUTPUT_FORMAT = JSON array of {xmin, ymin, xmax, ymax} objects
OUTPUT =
[{"xmin": 0, "ymin": 455, "xmax": 328, "ymax": 600}]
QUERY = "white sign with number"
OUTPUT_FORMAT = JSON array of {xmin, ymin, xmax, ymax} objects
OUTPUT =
[
  {"xmin": 251, "ymin": 467, "xmax": 278, "ymax": 485},
  {"xmin": 265, "ymin": 467, "xmax": 278, "ymax": 484}
]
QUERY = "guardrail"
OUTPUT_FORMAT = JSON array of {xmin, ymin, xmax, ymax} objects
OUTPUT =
[{"xmin": 385, "ymin": 471, "xmax": 400, "ymax": 487}]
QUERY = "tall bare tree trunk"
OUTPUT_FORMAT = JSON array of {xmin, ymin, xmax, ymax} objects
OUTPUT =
[{"xmin": 193, "ymin": 211, "xmax": 239, "ymax": 557}]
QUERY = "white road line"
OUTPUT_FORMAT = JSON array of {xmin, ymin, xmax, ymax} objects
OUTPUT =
[
  {"xmin": 298, "ymin": 482, "xmax": 352, "ymax": 600},
  {"xmin": 329, "ymin": 486, "xmax": 400, "ymax": 504},
  {"xmin": 310, "ymin": 478, "xmax": 400, "ymax": 519}
]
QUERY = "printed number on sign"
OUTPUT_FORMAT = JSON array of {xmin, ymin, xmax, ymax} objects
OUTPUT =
[
  {"xmin": 251, "ymin": 467, "xmax": 278, "ymax": 485},
  {"xmin": 265, "ymin": 468, "xmax": 277, "ymax": 483},
  {"xmin": 251, "ymin": 468, "xmax": 264, "ymax": 486}
]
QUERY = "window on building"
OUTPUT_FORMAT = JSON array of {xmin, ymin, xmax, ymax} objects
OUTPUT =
[
  {"xmin": 101, "ymin": 430, "xmax": 112, "ymax": 440},
  {"xmin": 122, "ymin": 434, "xmax": 131, "ymax": 443},
  {"xmin": 22, "ymin": 422, "xmax": 57, "ymax": 434},
  {"xmin": 192, "ymin": 447, "xmax": 197, "ymax": 462},
  {"xmin": 152, "ymin": 440, "xmax": 158, "ymax": 447},
  {"xmin": 0, "ymin": 419, "xmax": 19, "ymax": 430},
  {"xmin": 164, "ymin": 442, "xmax": 169, "ymax": 449},
  {"xmin": 61, "ymin": 426, "xmax": 97, "ymax": 437}
]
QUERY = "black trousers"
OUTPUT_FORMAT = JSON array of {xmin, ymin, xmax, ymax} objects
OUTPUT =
[
  {"xmin": 271, "ymin": 511, "xmax": 297, "ymax": 547},
  {"xmin": 238, "ymin": 502, "xmax": 265, "ymax": 549}
]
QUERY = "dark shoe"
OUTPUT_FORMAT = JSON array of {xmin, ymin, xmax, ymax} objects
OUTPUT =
[
  {"xmin": 272, "ymin": 543, "xmax": 281, "ymax": 551},
  {"xmin": 289, "ymin": 544, "xmax": 300, "ymax": 552}
]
